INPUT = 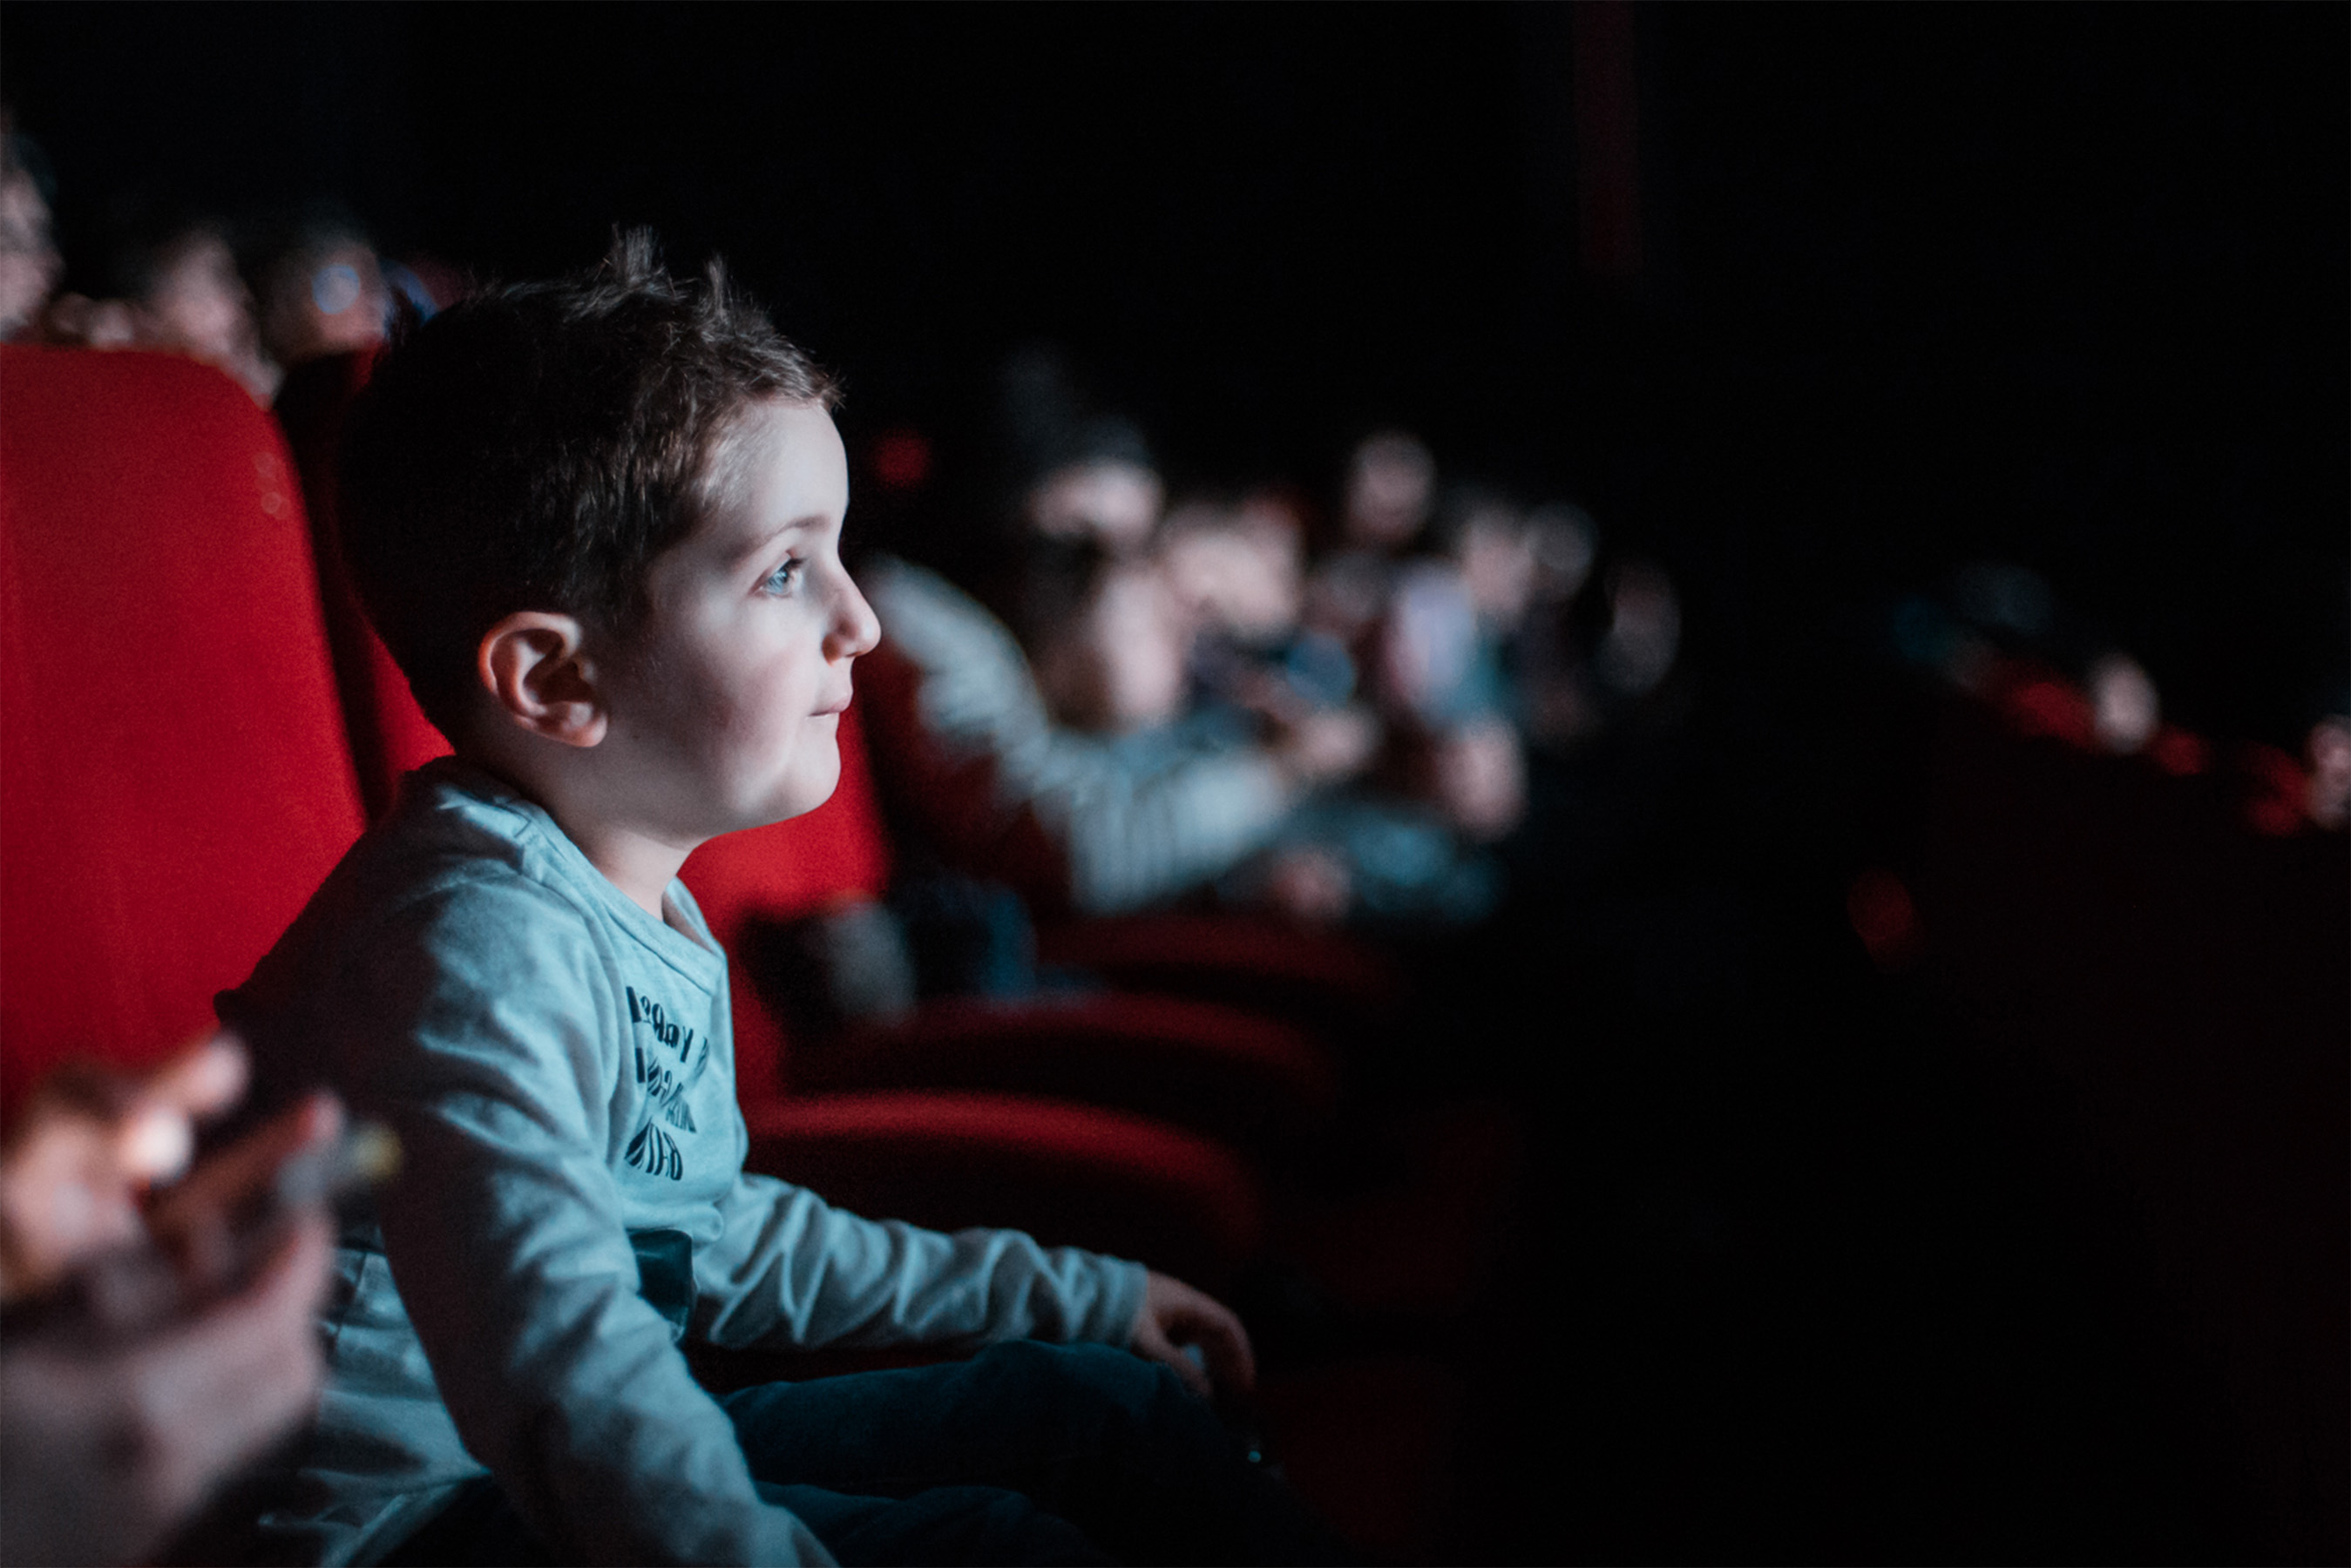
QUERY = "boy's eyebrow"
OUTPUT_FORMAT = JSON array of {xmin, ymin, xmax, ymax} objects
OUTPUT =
[{"xmin": 728, "ymin": 513, "xmax": 828, "ymax": 564}]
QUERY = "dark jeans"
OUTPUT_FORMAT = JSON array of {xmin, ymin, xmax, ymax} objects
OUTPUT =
[{"xmin": 381, "ymin": 1340, "xmax": 1343, "ymax": 1565}]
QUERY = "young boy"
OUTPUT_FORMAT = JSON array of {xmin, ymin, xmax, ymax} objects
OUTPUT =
[{"xmin": 218, "ymin": 234, "xmax": 1329, "ymax": 1565}]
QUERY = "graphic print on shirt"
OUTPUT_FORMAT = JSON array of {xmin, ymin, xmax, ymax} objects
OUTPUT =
[{"xmin": 623, "ymin": 985, "xmax": 712, "ymax": 1180}]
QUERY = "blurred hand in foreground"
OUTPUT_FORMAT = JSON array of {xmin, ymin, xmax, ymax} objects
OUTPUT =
[
  {"xmin": 0, "ymin": 1035, "xmax": 250, "ymax": 1300},
  {"xmin": 0, "ymin": 1037, "xmax": 342, "ymax": 1567}
]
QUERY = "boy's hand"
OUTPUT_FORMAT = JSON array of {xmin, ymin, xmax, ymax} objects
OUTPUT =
[{"xmin": 1130, "ymin": 1270, "xmax": 1256, "ymax": 1401}]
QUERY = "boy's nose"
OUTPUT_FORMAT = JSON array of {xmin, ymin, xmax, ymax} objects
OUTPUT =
[{"xmin": 828, "ymin": 574, "xmax": 883, "ymax": 660}]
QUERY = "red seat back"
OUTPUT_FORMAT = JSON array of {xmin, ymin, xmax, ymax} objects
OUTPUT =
[
  {"xmin": 275, "ymin": 349, "xmax": 452, "ymax": 819},
  {"xmin": 681, "ymin": 701, "xmax": 893, "ymax": 1097},
  {"xmin": 0, "ymin": 348, "xmax": 367, "ymax": 1108}
]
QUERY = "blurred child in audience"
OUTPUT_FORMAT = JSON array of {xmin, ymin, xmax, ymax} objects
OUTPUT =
[
  {"xmin": 995, "ymin": 344, "xmax": 1164, "ymax": 564},
  {"xmin": 1033, "ymin": 551, "xmax": 1197, "ymax": 736},
  {"xmin": 2, "ymin": 144, "xmax": 282, "ymax": 402},
  {"xmin": 252, "ymin": 209, "xmax": 391, "ymax": 373},
  {"xmin": 1301, "ymin": 429, "xmax": 1437, "ymax": 652},
  {"xmin": 1509, "ymin": 503, "xmax": 1604, "ymax": 746},
  {"xmin": 860, "ymin": 356, "xmax": 1377, "ymax": 928},
  {"xmin": 79, "ymin": 212, "xmax": 281, "ymax": 402},
  {"xmin": 1181, "ymin": 443, "xmax": 1522, "ymax": 926},
  {"xmin": 127, "ymin": 220, "xmax": 279, "ymax": 401},
  {"xmin": 1376, "ymin": 485, "xmax": 1529, "ymax": 835},
  {"xmin": 1165, "ymin": 490, "xmax": 1331, "ymax": 711},
  {"xmin": 0, "ymin": 120, "xmax": 61, "ymax": 341}
]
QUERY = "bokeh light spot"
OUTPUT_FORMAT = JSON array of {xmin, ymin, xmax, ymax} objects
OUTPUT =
[
  {"xmin": 872, "ymin": 430, "xmax": 932, "ymax": 491},
  {"xmin": 1847, "ymin": 868, "xmax": 1921, "ymax": 970}
]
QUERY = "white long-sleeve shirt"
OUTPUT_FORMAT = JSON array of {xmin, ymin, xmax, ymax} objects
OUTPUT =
[{"xmin": 220, "ymin": 760, "xmax": 1146, "ymax": 1565}]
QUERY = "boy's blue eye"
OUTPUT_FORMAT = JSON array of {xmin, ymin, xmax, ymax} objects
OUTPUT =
[{"xmin": 761, "ymin": 559, "xmax": 800, "ymax": 595}]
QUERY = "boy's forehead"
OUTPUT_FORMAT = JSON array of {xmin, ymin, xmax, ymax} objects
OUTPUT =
[{"xmin": 699, "ymin": 398, "xmax": 846, "ymax": 544}]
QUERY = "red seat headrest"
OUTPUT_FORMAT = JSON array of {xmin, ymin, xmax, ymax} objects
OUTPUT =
[{"xmin": 1, "ymin": 347, "xmax": 366, "ymax": 1109}]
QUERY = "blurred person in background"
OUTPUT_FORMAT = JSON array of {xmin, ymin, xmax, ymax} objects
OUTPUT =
[
  {"xmin": 76, "ymin": 208, "xmax": 281, "ymax": 402},
  {"xmin": 0, "ymin": 127, "xmax": 281, "ymax": 402},
  {"xmin": 124, "ymin": 219, "xmax": 280, "ymax": 402},
  {"xmin": 1216, "ymin": 468, "xmax": 1528, "ymax": 929},
  {"xmin": 252, "ymin": 208, "xmax": 392, "ymax": 374},
  {"xmin": 2306, "ymin": 715, "xmax": 2351, "ymax": 830},
  {"xmin": 0, "ymin": 1036, "xmax": 341, "ymax": 1568},
  {"xmin": 995, "ymin": 342, "xmax": 1164, "ymax": 564},
  {"xmin": 858, "ymin": 350, "xmax": 1378, "ymax": 943},
  {"xmin": 0, "ymin": 118, "xmax": 62, "ymax": 341},
  {"xmin": 1509, "ymin": 504, "xmax": 1607, "ymax": 748},
  {"xmin": 1032, "ymin": 550, "xmax": 1198, "ymax": 737},
  {"xmin": 1378, "ymin": 484, "xmax": 1531, "ymax": 841},
  {"xmin": 1161, "ymin": 489, "xmax": 1357, "ymax": 735},
  {"xmin": 1301, "ymin": 429, "xmax": 1437, "ymax": 653}
]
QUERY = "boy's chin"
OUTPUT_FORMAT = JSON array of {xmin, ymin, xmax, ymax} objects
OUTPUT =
[{"xmin": 732, "ymin": 763, "xmax": 842, "ymax": 834}]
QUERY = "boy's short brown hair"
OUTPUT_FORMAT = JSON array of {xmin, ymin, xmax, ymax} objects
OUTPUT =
[{"xmin": 339, "ymin": 230, "xmax": 837, "ymax": 733}]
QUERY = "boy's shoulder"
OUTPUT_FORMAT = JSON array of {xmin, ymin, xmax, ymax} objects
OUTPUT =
[
  {"xmin": 299, "ymin": 758, "xmax": 613, "ymax": 949},
  {"xmin": 222, "ymin": 759, "xmax": 724, "ymax": 1093}
]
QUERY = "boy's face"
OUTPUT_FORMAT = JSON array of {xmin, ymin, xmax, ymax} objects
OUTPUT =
[{"xmin": 600, "ymin": 399, "xmax": 878, "ymax": 841}]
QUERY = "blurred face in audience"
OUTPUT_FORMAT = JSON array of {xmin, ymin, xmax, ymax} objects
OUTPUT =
[
  {"xmin": 1025, "ymin": 458, "xmax": 1163, "ymax": 556},
  {"xmin": 261, "ymin": 240, "xmax": 390, "ymax": 368},
  {"xmin": 1037, "ymin": 560, "xmax": 1194, "ymax": 733},
  {"xmin": 1162, "ymin": 498, "xmax": 1304, "ymax": 645},
  {"xmin": 0, "ymin": 165, "xmax": 59, "ymax": 340},
  {"xmin": 137, "ymin": 230, "xmax": 275, "ymax": 400},
  {"xmin": 1454, "ymin": 506, "xmax": 1537, "ymax": 628},
  {"xmin": 1344, "ymin": 431, "xmax": 1435, "ymax": 551}
]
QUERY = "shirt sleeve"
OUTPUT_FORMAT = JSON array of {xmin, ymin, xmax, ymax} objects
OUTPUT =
[
  {"xmin": 340, "ymin": 875, "xmax": 833, "ymax": 1566},
  {"xmin": 1031, "ymin": 740, "xmax": 1293, "ymax": 917},
  {"xmin": 691, "ymin": 1169, "xmax": 1148, "ymax": 1353},
  {"xmin": 865, "ymin": 558, "xmax": 1295, "ymax": 916}
]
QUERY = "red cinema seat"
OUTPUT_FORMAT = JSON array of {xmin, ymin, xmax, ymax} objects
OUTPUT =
[
  {"xmin": 682, "ymin": 713, "xmax": 1270, "ymax": 1283},
  {"xmin": 683, "ymin": 706, "xmax": 1338, "ymax": 1154},
  {"xmin": 274, "ymin": 349, "xmax": 452, "ymax": 820},
  {"xmin": 857, "ymin": 635, "xmax": 1408, "ymax": 1041},
  {"xmin": 1032, "ymin": 909, "xmax": 1406, "ymax": 1039},
  {"xmin": 0, "ymin": 347, "xmax": 367, "ymax": 1107}
]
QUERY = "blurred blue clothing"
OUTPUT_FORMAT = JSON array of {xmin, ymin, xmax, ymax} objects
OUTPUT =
[{"xmin": 865, "ymin": 558, "xmax": 1297, "ymax": 916}]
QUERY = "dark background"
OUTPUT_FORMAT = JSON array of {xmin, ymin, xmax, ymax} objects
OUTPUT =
[
  {"xmin": 8, "ymin": 6, "xmax": 2344, "ymax": 1561},
  {"xmin": 9, "ymin": 3, "xmax": 2345, "ymax": 754}
]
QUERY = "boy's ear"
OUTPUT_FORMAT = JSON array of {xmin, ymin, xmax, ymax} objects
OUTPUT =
[{"xmin": 477, "ymin": 612, "xmax": 608, "ymax": 748}]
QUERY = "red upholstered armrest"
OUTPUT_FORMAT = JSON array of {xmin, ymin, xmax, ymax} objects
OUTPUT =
[
  {"xmin": 789, "ymin": 992, "xmax": 1341, "ymax": 1152},
  {"xmin": 740, "ymin": 1091, "xmax": 1264, "ymax": 1294}
]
